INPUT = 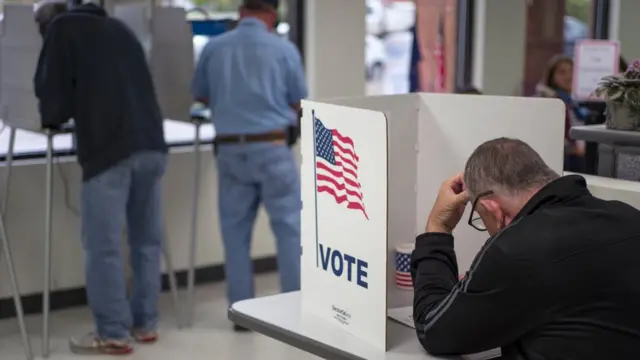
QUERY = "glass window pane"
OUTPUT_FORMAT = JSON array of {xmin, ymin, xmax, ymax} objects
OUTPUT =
[
  {"xmin": 366, "ymin": 0, "xmax": 415, "ymax": 95},
  {"xmin": 564, "ymin": 0, "xmax": 592, "ymax": 57},
  {"xmin": 367, "ymin": 0, "xmax": 458, "ymax": 96}
]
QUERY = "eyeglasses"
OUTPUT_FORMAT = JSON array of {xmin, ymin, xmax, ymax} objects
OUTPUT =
[{"xmin": 468, "ymin": 190, "xmax": 493, "ymax": 232}]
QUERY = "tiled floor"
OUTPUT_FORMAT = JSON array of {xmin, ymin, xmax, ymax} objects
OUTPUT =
[{"xmin": 0, "ymin": 273, "xmax": 319, "ymax": 360}]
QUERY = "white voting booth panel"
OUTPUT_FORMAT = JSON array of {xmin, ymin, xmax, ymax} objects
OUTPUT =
[
  {"xmin": 301, "ymin": 94, "xmax": 565, "ymax": 351},
  {"xmin": 111, "ymin": 2, "xmax": 150, "ymax": 51},
  {"xmin": 150, "ymin": 8, "xmax": 194, "ymax": 122},
  {"xmin": 0, "ymin": 3, "xmax": 194, "ymax": 132},
  {"xmin": 0, "ymin": 5, "xmax": 43, "ymax": 132},
  {"xmin": 301, "ymin": 103, "xmax": 390, "ymax": 350},
  {"xmin": 111, "ymin": 3, "xmax": 194, "ymax": 122}
]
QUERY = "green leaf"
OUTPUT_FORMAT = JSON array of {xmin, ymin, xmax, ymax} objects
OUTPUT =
[{"xmin": 609, "ymin": 88, "xmax": 625, "ymax": 101}]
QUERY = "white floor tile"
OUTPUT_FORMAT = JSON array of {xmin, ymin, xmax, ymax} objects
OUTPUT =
[{"xmin": 0, "ymin": 273, "xmax": 319, "ymax": 360}]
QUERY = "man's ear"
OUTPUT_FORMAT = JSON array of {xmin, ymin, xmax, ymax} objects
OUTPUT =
[{"xmin": 479, "ymin": 198, "xmax": 501, "ymax": 214}]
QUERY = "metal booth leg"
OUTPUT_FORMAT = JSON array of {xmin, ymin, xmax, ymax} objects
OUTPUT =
[
  {"xmin": 162, "ymin": 231, "xmax": 181, "ymax": 328},
  {"xmin": 3, "ymin": 127, "xmax": 16, "ymax": 216},
  {"xmin": 186, "ymin": 121, "xmax": 202, "ymax": 327},
  {"xmin": 42, "ymin": 131, "xmax": 54, "ymax": 358},
  {"xmin": 0, "ymin": 203, "xmax": 33, "ymax": 360},
  {"xmin": 1, "ymin": 127, "xmax": 33, "ymax": 360}
]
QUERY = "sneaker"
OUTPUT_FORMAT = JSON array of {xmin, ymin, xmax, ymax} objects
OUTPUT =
[
  {"xmin": 132, "ymin": 329, "xmax": 158, "ymax": 344},
  {"xmin": 69, "ymin": 332, "xmax": 133, "ymax": 355}
]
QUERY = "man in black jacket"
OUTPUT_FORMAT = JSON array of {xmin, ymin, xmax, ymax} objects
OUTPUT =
[
  {"xmin": 413, "ymin": 137, "xmax": 640, "ymax": 360},
  {"xmin": 34, "ymin": 2, "xmax": 167, "ymax": 355}
]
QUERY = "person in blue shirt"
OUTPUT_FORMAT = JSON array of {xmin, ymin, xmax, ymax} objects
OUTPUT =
[{"xmin": 191, "ymin": 0, "xmax": 307, "ymax": 331}]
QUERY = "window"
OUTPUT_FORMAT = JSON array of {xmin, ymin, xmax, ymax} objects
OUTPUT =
[
  {"xmin": 366, "ymin": 0, "xmax": 458, "ymax": 96},
  {"xmin": 523, "ymin": 0, "xmax": 606, "ymax": 95},
  {"xmin": 564, "ymin": 0, "xmax": 592, "ymax": 57},
  {"xmin": 365, "ymin": 0, "xmax": 415, "ymax": 95}
]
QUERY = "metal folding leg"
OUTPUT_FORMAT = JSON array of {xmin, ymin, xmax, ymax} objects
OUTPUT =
[
  {"xmin": 3, "ymin": 127, "xmax": 16, "ymax": 217},
  {"xmin": 42, "ymin": 131, "xmax": 54, "ymax": 358},
  {"xmin": 2, "ymin": 127, "xmax": 33, "ymax": 360},
  {"xmin": 163, "ymin": 233, "xmax": 181, "ymax": 328},
  {"xmin": 186, "ymin": 120, "xmax": 203, "ymax": 327}
]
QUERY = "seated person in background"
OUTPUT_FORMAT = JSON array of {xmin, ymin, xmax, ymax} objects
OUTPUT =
[
  {"xmin": 535, "ymin": 55, "xmax": 586, "ymax": 173},
  {"xmin": 412, "ymin": 138, "xmax": 640, "ymax": 360}
]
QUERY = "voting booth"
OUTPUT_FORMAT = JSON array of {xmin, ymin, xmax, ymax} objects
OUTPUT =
[
  {"xmin": 300, "ymin": 93, "xmax": 566, "ymax": 350},
  {"xmin": 0, "ymin": 6, "xmax": 46, "ymax": 360},
  {"xmin": 0, "ymin": 9, "xmax": 35, "ymax": 359},
  {"xmin": 107, "ymin": 2, "xmax": 194, "ymax": 122},
  {"xmin": 0, "ymin": 5, "xmax": 42, "ymax": 132}
]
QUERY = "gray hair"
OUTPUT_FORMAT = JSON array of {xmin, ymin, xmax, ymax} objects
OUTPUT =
[
  {"xmin": 34, "ymin": 1, "xmax": 68, "ymax": 29},
  {"xmin": 464, "ymin": 138, "xmax": 559, "ymax": 198}
]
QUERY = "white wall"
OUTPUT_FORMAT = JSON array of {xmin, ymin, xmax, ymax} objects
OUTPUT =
[
  {"xmin": 0, "ymin": 148, "xmax": 279, "ymax": 298},
  {"xmin": 305, "ymin": 0, "xmax": 366, "ymax": 99},
  {"xmin": 609, "ymin": 0, "xmax": 640, "ymax": 62},
  {"xmin": 472, "ymin": 0, "xmax": 526, "ymax": 96}
]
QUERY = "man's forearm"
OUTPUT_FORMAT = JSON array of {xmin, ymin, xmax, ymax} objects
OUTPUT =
[
  {"xmin": 411, "ymin": 225, "xmax": 534, "ymax": 355},
  {"xmin": 411, "ymin": 233, "xmax": 460, "ymax": 345},
  {"xmin": 39, "ymin": 100, "xmax": 70, "ymax": 128}
]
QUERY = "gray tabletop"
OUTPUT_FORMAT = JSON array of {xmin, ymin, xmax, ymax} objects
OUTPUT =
[
  {"xmin": 228, "ymin": 291, "xmax": 500, "ymax": 360},
  {"xmin": 570, "ymin": 125, "xmax": 640, "ymax": 146}
]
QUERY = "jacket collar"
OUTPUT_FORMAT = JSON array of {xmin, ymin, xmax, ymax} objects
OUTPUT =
[
  {"xmin": 513, "ymin": 175, "xmax": 591, "ymax": 221},
  {"xmin": 70, "ymin": 3, "xmax": 107, "ymax": 17}
]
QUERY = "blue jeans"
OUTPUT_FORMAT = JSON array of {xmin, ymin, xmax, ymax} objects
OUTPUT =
[
  {"xmin": 81, "ymin": 151, "xmax": 167, "ymax": 339},
  {"xmin": 216, "ymin": 143, "xmax": 301, "ymax": 305}
]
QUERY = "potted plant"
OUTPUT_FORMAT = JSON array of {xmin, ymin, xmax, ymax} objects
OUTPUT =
[{"xmin": 594, "ymin": 60, "xmax": 640, "ymax": 131}]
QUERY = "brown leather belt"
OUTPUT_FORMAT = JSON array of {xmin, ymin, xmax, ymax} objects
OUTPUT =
[{"xmin": 216, "ymin": 131, "xmax": 287, "ymax": 144}]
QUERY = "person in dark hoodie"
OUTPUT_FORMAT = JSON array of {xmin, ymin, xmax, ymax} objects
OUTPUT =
[
  {"xmin": 34, "ymin": 1, "xmax": 168, "ymax": 355},
  {"xmin": 413, "ymin": 138, "xmax": 640, "ymax": 360}
]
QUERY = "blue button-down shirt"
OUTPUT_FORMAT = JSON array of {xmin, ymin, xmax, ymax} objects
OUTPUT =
[{"xmin": 191, "ymin": 18, "xmax": 308, "ymax": 136}]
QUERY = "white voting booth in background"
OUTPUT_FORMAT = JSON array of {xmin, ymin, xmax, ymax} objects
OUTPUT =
[
  {"xmin": 0, "ymin": 3, "xmax": 194, "ymax": 357},
  {"xmin": 0, "ymin": 7, "xmax": 36, "ymax": 359},
  {"xmin": 109, "ymin": 1, "xmax": 194, "ymax": 121},
  {"xmin": 300, "ymin": 94, "xmax": 565, "ymax": 352},
  {"xmin": 0, "ymin": 5, "xmax": 42, "ymax": 132},
  {"xmin": 0, "ymin": 6, "xmax": 46, "ymax": 360}
]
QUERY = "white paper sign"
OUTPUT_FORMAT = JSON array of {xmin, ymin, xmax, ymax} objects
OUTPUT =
[
  {"xmin": 572, "ymin": 40, "xmax": 620, "ymax": 100},
  {"xmin": 387, "ymin": 306, "xmax": 414, "ymax": 328},
  {"xmin": 301, "ymin": 101, "xmax": 389, "ymax": 350}
]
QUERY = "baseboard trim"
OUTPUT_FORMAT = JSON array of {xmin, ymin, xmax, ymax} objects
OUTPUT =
[{"xmin": 0, "ymin": 256, "xmax": 277, "ymax": 319}]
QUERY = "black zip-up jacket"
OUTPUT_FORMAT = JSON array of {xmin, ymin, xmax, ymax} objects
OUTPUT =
[
  {"xmin": 411, "ymin": 175, "xmax": 640, "ymax": 360},
  {"xmin": 34, "ymin": 4, "xmax": 167, "ymax": 181}
]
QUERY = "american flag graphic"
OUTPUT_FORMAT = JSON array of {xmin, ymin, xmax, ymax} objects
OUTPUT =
[
  {"xmin": 395, "ymin": 252, "xmax": 413, "ymax": 290},
  {"xmin": 314, "ymin": 114, "xmax": 368, "ymax": 219}
]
